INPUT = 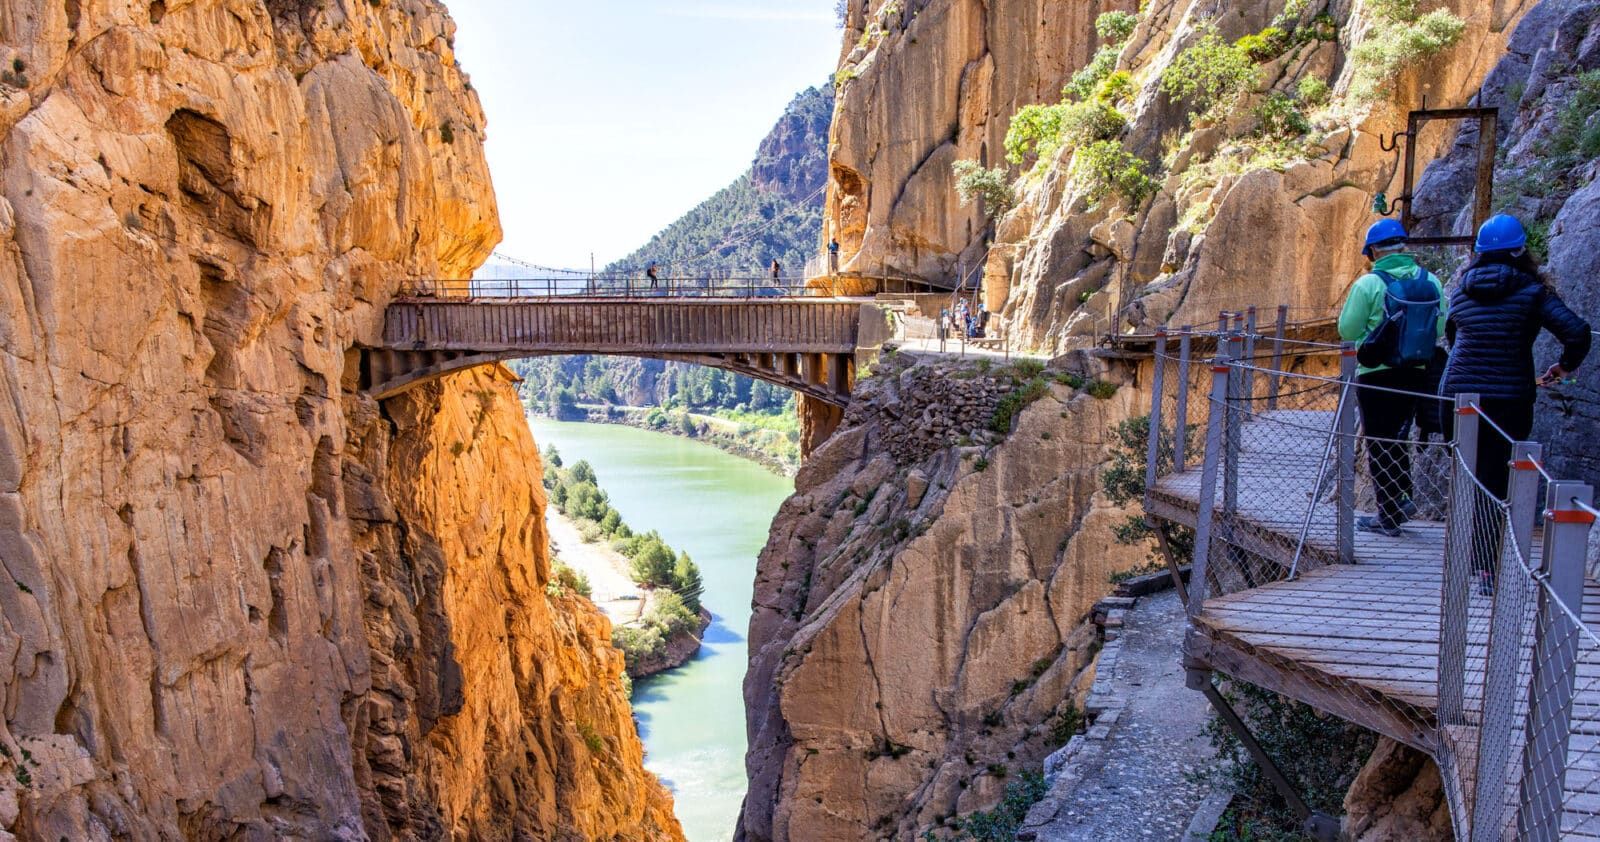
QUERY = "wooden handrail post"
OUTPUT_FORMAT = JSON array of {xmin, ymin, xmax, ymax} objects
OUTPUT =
[
  {"xmin": 1174, "ymin": 326, "xmax": 1194, "ymax": 474},
  {"xmin": 1439, "ymin": 393, "xmax": 1481, "ymax": 725},
  {"xmin": 1144, "ymin": 328, "xmax": 1169, "ymax": 520},
  {"xmin": 1188, "ymin": 357, "xmax": 1232, "ymax": 621},
  {"xmin": 1336, "ymin": 344, "xmax": 1357, "ymax": 564},
  {"xmin": 1472, "ymin": 441, "xmax": 1543, "ymax": 840},
  {"xmin": 1517, "ymin": 481, "xmax": 1596, "ymax": 840}
]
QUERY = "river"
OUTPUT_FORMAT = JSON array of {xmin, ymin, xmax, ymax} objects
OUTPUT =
[{"xmin": 527, "ymin": 418, "xmax": 793, "ymax": 842}]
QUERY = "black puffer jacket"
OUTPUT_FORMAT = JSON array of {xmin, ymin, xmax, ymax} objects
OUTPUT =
[{"xmin": 1440, "ymin": 256, "xmax": 1591, "ymax": 401}]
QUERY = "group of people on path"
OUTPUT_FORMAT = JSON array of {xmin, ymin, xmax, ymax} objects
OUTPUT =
[
  {"xmin": 937, "ymin": 299, "xmax": 987, "ymax": 350},
  {"xmin": 1338, "ymin": 215, "xmax": 1591, "ymax": 554}
]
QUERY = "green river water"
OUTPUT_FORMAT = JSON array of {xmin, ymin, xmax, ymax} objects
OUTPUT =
[{"xmin": 526, "ymin": 418, "xmax": 793, "ymax": 842}]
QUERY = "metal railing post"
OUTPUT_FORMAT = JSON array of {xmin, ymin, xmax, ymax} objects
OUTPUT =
[
  {"xmin": 1471, "ymin": 441, "xmax": 1543, "ymax": 841},
  {"xmin": 1240, "ymin": 306, "xmax": 1258, "ymax": 402},
  {"xmin": 1517, "ymin": 481, "xmax": 1596, "ymax": 841},
  {"xmin": 1439, "ymin": 394, "xmax": 1482, "ymax": 725},
  {"xmin": 1268, "ymin": 304, "xmax": 1288, "ymax": 410},
  {"xmin": 1145, "ymin": 329, "xmax": 1169, "ymax": 517},
  {"xmin": 1188, "ymin": 358, "xmax": 1233, "ymax": 621},
  {"xmin": 1336, "ymin": 344, "xmax": 1357, "ymax": 564},
  {"xmin": 1174, "ymin": 326, "xmax": 1194, "ymax": 474},
  {"xmin": 1223, "ymin": 334, "xmax": 1243, "ymax": 517},
  {"xmin": 1217, "ymin": 311, "xmax": 1229, "ymax": 335}
]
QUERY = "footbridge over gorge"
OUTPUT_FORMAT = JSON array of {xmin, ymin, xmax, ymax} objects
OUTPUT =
[{"xmin": 357, "ymin": 279, "xmax": 894, "ymax": 408}]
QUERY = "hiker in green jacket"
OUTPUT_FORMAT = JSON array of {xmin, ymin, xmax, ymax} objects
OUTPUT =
[{"xmin": 1337, "ymin": 219, "xmax": 1447, "ymax": 536}]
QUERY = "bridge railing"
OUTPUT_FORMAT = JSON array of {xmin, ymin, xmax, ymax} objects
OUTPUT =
[
  {"xmin": 403, "ymin": 276, "xmax": 829, "ymax": 300},
  {"xmin": 1145, "ymin": 323, "xmax": 1598, "ymax": 841}
]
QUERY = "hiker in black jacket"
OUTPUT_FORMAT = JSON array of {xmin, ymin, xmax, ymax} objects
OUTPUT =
[{"xmin": 1441, "ymin": 214, "xmax": 1591, "ymax": 589}]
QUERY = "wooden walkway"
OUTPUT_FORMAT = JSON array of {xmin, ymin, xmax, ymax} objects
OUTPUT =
[{"xmin": 1151, "ymin": 409, "xmax": 1600, "ymax": 840}]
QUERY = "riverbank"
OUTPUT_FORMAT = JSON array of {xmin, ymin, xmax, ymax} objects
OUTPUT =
[
  {"xmin": 527, "ymin": 417, "xmax": 794, "ymax": 841},
  {"xmin": 546, "ymin": 404, "xmax": 799, "ymax": 476}
]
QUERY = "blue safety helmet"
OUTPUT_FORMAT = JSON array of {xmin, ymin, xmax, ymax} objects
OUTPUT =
[
  {"xmin": 1475, "ymin": 214, "xmax": 1527, "ymax": 253},
  {"xmin": 1362, "ymin": 218, "xmax": 1409, "ymax": 258}
]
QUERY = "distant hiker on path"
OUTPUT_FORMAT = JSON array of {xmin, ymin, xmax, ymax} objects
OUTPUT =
[
  {"xmin": 938, "ymin": 308, "xmax": 950, "ymax": 352},
  {"xmin": 647, "ymin": 262, "xmax": 660, "ymax": 291},
  {"xmin": 828, "ymin": 238, "xmax": 840, "ymax": 275},
  {"xmin": 1440, "ymin": 214, "xmax": 1590, "ymax": 589},
  {"xmin": 1337, "ymin": 219, "xmax": 1446, "ymax": 537},
  {"xmin": 771, "ymin": 259, "xmax": 782, "ymax": 284}
]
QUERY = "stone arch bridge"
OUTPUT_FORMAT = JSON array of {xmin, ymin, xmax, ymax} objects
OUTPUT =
[{"xmin": 359, "ymin": 295, "xmax": 893, "ymax": 418}]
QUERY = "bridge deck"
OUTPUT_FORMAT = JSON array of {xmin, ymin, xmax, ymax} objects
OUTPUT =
[{"xmin": 1152, "ymin": 411, "xmax": 1600, "ymax": 839}]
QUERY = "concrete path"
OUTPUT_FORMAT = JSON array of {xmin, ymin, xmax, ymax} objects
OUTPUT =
[{"xmin": 1021, "ymin": 590, "xmax": 1218, "ymax": 841}]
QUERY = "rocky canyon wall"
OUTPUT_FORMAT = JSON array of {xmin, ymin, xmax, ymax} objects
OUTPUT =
[
  {"xmin": 738, "ymin": 353, "xmax": 1153, "ymax": 841},
  {"xmin": 0, "ymin": 1, "xmax": 677, "ymax": 838},
  {"xmin": 831, "ymin": 0, "xmax": 1548, "ymax": 354}
]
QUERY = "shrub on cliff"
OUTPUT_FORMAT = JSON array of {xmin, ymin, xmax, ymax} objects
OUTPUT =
[
  {"xmin": 1072, "ymin": 141, "xmax": 1157, "ymax": 209},
  {"xmin": 645, "ymin": 591, "xmax": 700, "ymax": 637},
  {"xmin": 952, "ymin": 159, "xmax": 1014, "ymax": 218},
  {"xmin": 1348, "ymin": 1, "xmax": 1465, "ymax": 106},
  {"xmin": 1161, "ymin": 27, "xmax": 1257, "ymax": 120}
]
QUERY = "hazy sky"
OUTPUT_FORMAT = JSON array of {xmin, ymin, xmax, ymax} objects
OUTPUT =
[{"xmin": 449, "ymin": 1, "xmax": 842, "ymax": 271}]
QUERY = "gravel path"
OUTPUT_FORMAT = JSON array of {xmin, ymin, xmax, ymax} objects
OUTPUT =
[
  {"xmin": 1022, "ymin": 590, "xmax": 1217, "ymax": 841},
  {"xmin": 545, "ymin": 509, "xmax": 642, "ymax": 625}
]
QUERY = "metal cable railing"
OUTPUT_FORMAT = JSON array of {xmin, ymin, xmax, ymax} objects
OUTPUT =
[{"xmin": 1142, "ymin": 316, "xmax": 1597, "ymax": 842}]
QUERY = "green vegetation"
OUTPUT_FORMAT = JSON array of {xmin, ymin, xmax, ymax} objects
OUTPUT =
[
  {"xmin": 951, "ymin": 159, "xmax": 1016, "ymax": 218},
  {"xmin": 1072, "ymin": 140, "xmax": 1158, "ymax": 208},
  {"xmin": 1254, "ymin": 92, "xmax": 1311, "ymax": 140},
  {"xmin": 921, "ymin": 771, "xmax": 1048, "ymax": 841},
  {"xmin": 1546, "ymin": 70, "xmax": 1600, "ymax": 172},
  {"xmin": 541, "ymin": 449, "xmax": 708, "ymax": 674},
  {"xmin": 1201, "ymin": 678, "xmax": 1377, "ymax": 839},
  {"xmin": 1348, "ymin": 0, "xmax": 1466, "ymax": 106},
  {"xmin": 1160, "ymin": 27, "xmax": 1257, "ymax": 119},
  {"xmin": 547, "ymin": 560, "xmax": 593, "ymax": 599},
  {"xmin": 1094, "ymin": 10, "xmax": 1137, "ymax": 43}
]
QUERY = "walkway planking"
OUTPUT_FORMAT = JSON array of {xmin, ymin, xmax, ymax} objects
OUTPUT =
[{"xmin": 1152, "ymin": 408, "xmax": 1600, "ymax": 840}]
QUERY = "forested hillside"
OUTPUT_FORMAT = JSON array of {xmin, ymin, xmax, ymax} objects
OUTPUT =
[{"xmin": 604, "ymin": 85, "xmax": 832, "ymax": 280}]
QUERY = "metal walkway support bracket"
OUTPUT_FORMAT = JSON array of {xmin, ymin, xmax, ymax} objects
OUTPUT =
[{"xmin": 1187, "ymin": 668, "xmax": 1341, "ymax": 842}]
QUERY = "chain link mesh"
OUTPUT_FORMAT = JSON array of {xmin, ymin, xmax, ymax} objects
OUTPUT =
[{"xmin": 1145, "ymin": 347, "xmax": 1598, "ymax": 842}]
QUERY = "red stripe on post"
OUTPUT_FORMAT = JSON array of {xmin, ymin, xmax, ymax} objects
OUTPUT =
[
  {"xmin": 1212, "ymin": 366, "xmax": 1231, "ymax": 373},
  {"xmin": 1457, "ymin": 406, "xmax": 1479, "ymax": 416},
  {"xmin": 1513, "ymin": 460, "xmax": 1540, "ymax": 472},
  {"xmin": 1548, "ymin": 510, "xmax": 1596, "ymax": 525}
]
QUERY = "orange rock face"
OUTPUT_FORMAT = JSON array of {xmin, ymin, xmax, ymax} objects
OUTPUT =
[{"xmin": 0, "ymin": 1, "xmax": 679, "ymax": 838}]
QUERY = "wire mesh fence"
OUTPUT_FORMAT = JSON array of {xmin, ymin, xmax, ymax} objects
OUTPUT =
[{"xmin": 1144, "ymin": 327, "xmax": 1599, "ymax": 842}]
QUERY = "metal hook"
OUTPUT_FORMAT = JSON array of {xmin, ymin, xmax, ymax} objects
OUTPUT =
[{"xmin": 1378, "ymin": 130, "xmax": 1410, "ymax": 153}]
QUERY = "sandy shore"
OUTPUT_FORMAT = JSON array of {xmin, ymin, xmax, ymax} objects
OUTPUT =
[{"xmin": 545, "ymin": 509, "xmax": 642, "ymax": 626}]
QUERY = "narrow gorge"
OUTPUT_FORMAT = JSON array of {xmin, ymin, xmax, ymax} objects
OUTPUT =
[{"xmin": 3, "ymin": 0, "xmax": 1599, "ymax": 840}]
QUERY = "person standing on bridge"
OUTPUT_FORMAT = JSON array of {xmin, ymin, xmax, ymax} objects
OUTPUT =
[
  {"xmin": 647, "ymin": 261, "xmax": 660, "ymax": 291},
  {"xmin": 938, "ymin": 308, "xmax": 950, "ymax": 352},
  {"xmin": 1338, "ymin": 219, "xmax": 1447, "ymax": 537},
  {"xmin": 828, "ymin": 237, "xmax": 841, "ymax": 275},
  {"xmin": 1440, "ymin": 215, "xmax": 1590, "ymax": 589},
  {"xmin": 771, "ymin": 259, "xmax": 782, "ymax": 285}
]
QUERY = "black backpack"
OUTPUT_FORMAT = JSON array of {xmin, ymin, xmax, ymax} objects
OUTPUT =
[{"xmin": 1357, "ymin": 270, "xmax": 1441, "ymax": 369}]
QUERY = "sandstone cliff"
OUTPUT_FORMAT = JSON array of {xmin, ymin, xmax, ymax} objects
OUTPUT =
[
  {"xmin": 829, "ymin": 0, "xmax": 1547, "ymax": 353},
  {"xmin": 0, "ymin": 1, "xmax": 677, "ymax": 838},
  {"xmin": 738, "ymin": 354, "xmax": 1153, "ymax": 841}
]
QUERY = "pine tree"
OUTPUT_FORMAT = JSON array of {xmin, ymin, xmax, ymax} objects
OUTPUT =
[{"xmin": 672, "ymin": 552, "xmax": 705, "ymax": 614}]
